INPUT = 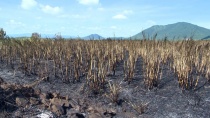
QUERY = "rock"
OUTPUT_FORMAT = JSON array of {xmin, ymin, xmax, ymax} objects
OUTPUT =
[
  {"xmin": 0, "ymin": 83, "xmax": 9, "ymax": 89},
  {"xmin": 104, "ymin": 108, "xmax": 117, "ymax": 117},
  {"xmin": 108, "ymin": 108, "xmax": 117, "ymax": 114},
  {"xmin": 67, "ymin": 109, "xmax": 78, "ymax": 117},
  {"xmin": 14, "ymin": 110, "xmax": 23, "ymax": 117},
  {"xmin": 65, "ymin": 95, "xmax": 69, "ymax": 100},
  {"xmin": 52, "ymin": 92, "xmax": 59, "ymax": 98},
  {"xmin": 88, "ymin": 113, "xmax": 102, "ymax": 118},
  {"xmin": 49, "ymin": 98, "xmax": 70, "ymax": 108},
  {"xmin": 63, "ymin": 100, "xmax": 71, "ymax": 108},
  {"xmin": 95, "ymin": 106, "xmax": 105, "ymax": 114},
  {"xmin": 51, "ymin": 104, "xmax": 64, "ymax": 116},
  {"xmin": 87, "ymin": 106, "xmax": 101, "ymax": 114},
  {"xmin": 34, "ymin": 88, "xmax": 41, "ymax": 95},
  {"xmin": 87, "ymin": 106, "xmax": 94, "ymax": 113},
  {"xmin": 16, "ymin": 97, "xmax": 29, "ymax": 107},
  {"xmin": 50, "ymin": 98, "xmax": 60, "ymax": 105},
  {"xmin": 39, "ymin": 93, "xmax": 48, "ymax": 99},
  {"xmin": 30, "ymin": 97, "xmax": 39, "ymax": 105},
  {"xmin": 41, "ymin": 98, "xmax": 50, "ymax": 107},
  {"xmin": 67, "ymin": 109, "xmax": 85, "ymax": 118}
]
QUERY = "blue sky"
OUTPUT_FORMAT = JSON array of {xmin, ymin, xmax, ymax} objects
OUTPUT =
[{"xmin": 0, "ymin": 0, "xmax": 210, "ymax": 37}]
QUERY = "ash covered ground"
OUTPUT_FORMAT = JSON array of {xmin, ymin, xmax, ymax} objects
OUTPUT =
[{"xmin": 1, "ymin": 58, "xmax": 210, "ymax": 118}]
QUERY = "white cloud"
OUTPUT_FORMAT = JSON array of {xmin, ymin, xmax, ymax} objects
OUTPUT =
[
  {"xmin": 21, "ymin": 0, "xmax": 37, "ymax": 10},
  {"xmin": 123, "ymin": 10, "xmax": 133, "ymax": 15},
  {"xmin": 86, "ymin": 26, "xmax": 101, "ymax": 30},
  {"xmin": 58, "ymin": 14, "xmax": 68, "ymax": 18},
  {"xmin": 72, "ymin": 14, "xmax": 87, "ymax": 19},
  {"xmin": 98, "ymin": 7, "xmax": 105, "ymax": 11},
  {"xmin": 59, "ymin": 14, "xmax": 87, "ymax": 19},
  {"xmin": 6, "ymin": 20, "xmax": 26, "ymax": 29},
  {"xmin": 40, "ymin": 5, "xmax": 62, "ymax": 15},
  {"xmin": 112, "ymin": 10, "xmax": 133, "ymax": 20},
  {"xmin": 7, "ymin": 20, "xmax": 25, "ymax": 26},
  {"xmin": 110, "ymin": 26, "xmax": 117, "ymax": 29},
  {"xmin": 77, "ymin": 0, "xmax": 99, "ymax": 5},
  {"xmin": 112, "ymin": 14, "xmax": 127, "ymax": 19}
]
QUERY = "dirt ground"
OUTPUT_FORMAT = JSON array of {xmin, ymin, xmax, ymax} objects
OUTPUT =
[{"xmin": 1, "ymin": 58, "xmax": 210, "ymax": 118}]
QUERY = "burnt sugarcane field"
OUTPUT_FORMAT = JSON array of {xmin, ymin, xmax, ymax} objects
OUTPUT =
[
  {"xmin": 2, "ymin": 0, "xmax": 210, "ymax": 117},
  {"xmin": 1, "ymin": 32, "xmax": 210, "ymax": 117}
]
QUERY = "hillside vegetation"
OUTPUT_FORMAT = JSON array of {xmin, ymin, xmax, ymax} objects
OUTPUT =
[{"xmin": 133, "ymin": 22, "xmax": 210, "ymax": 40}]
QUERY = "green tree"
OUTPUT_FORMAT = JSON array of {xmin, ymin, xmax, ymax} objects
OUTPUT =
[
  {"xmin": 31, "ymin": 32, "xmax": 41, "ymax": 40},
  {"xmin": 0, "ymin": 28, "xmax": 6, "ymax": 40}
]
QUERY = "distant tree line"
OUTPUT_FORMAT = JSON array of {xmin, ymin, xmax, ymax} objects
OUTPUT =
[{"xmin": 0, "ymin": 28, "xmax": 7, "ymax": 40}]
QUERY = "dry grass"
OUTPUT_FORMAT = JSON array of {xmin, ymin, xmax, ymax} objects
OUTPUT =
[
  {"xmin": 0, "ymin": 38, "xmax": 210, "ymax": 93},
  {"xmin": 126, "ymin": 100, "xmax": 149, "ymax": 115},
  {"xmin": 105, "ymin": 80, "xmax": 121, "ymax": 104}
]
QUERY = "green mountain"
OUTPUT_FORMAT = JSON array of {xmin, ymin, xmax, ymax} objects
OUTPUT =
[
  {"xmin": 132, "ymin": 22, "xmax": 210, "ymax": 40},
  {"xmin": 83, "ymin": 34, "xmax": 104, "ymax": 40}
]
